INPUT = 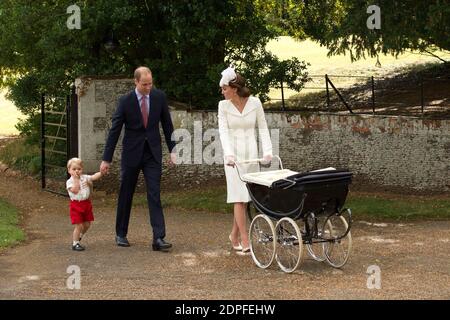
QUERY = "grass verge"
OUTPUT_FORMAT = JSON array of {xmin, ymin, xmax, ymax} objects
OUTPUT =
[
  {"xmin": 0, "ymin": 138, "xmax": 40, "ymax": 175},
  {"xmin": 134, "ymin": 185, "xmax": 233, "ymax": 214},
  {"xmin": 0, "ymin": 198, "xmax": 25, "ymax": 248},
  {"xmin": 133, "ymin": 186, "xmax": 450, "ymax": 221},
  {"xmin": 345, "ymin": 194, "xmax": 450, "ymax": 221}
]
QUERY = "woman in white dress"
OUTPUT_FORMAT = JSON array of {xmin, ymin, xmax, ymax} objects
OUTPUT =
[{"xmin": 218, "ymin": 66, "xmax": 273, "ymax": 255}]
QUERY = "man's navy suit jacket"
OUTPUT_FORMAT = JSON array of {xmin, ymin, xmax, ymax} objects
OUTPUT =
[{"xmin": 102, "ymin": 88, "xmax": 176, "ymax": 167}]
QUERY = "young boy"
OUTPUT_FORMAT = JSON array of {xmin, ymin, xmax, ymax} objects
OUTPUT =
[{"xmin": 66, "ymin": 158, "xmax": 103, "ymax": 251}]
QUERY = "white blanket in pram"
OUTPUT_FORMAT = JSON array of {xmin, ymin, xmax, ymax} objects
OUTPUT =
[{"xmin": 241, "ymin": 167, "xmax": 336, "ymax": 187}]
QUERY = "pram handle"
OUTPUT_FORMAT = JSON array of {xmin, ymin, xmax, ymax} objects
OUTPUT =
[
  {"xmin": 236, "ymin": 158, "xmax": 264, "ymax": 164},
  {"xmin": 234, "ymin": 155, "xmax": 283, "ymax": 182},
  {"xmin": 235, "ymin": 155, "xmax": 283, "ymax": 168}
]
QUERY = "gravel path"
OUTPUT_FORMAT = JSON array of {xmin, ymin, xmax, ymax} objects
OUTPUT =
[{"xmin": 0, "ymin": 169, "xmax": 449, "ymax": 300}]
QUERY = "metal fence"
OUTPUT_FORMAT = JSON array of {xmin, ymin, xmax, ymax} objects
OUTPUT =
[{"xmin": 266, "ymin": 74, "xmax": 450, "ymax": 117}]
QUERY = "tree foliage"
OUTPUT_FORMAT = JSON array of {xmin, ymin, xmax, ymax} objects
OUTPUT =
[
  {"xmin": 259, "ymin": 0, "xmax": 450, "ymax": 62},
  {"xmin": 2, "ymin": 0, "xmax": 449, "ymax": 144},
  {"xmin": 0, "ymin": 0, "xmax": 309, "ymax": 141}
]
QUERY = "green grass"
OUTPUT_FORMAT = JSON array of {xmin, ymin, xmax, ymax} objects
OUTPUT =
[
  {"xmin": 346, "ymin": 195, "xmax": 450, "ymax": 221},
  {"xmin": 0, "ymin": 89, "xmax": 24, "ymax": 135},
  {"xmin": 0, "ymin": 198, "xmax": 25, "ymax": 248},
  {"xmin": 135, "ymin": 185, "xmax": 233, "ymax": 214},
  {"xmin": 135, "ymin": 185, "xmax": 450, "ymax": 221},
  {"xmin": 0, "ymin": 138, "xmax": 40, "ymax": 175}
]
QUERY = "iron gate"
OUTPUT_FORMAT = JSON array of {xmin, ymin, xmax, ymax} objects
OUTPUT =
[{"xmin": 40, "ymin": 85, "xmax": 78, "ymax": 196}]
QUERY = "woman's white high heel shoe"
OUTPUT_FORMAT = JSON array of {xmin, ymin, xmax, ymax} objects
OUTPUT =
[
  {"xmin": 229, "ymin": 235, "xmax": 243, "ymax": 251},
  {"xmin": 236, "ymin": 247, "xmax": 251, "ymax": 256}
]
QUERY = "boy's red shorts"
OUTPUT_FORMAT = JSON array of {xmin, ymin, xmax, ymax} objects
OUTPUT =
[{"xmin": 70, "ymin": 199, "xmax": 94, "ymax": 225}]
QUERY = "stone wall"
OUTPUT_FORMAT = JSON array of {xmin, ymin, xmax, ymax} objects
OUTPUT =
[{"xmin": 76, "ymin": 77, "xmax": 450, "ymax": 193}]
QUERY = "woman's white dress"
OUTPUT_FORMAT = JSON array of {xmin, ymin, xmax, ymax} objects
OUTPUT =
[{"xmin": 218, "ymin": 96, "xmax": 272, "ymax": 203}]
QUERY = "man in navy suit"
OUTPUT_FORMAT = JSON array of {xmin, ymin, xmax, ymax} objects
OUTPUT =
[{"xmin": 100, "ymin": 66, "xmax": 176, "ymax": 251}]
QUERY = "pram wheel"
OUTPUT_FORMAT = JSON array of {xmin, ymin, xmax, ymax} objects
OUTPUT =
[
  {"xmin": 322, "ymin": 215, "xmax": 352, "ymax": 268},
  {"xmin": 249, "ymin": 214, "xmax": 276, "ymax": 269},
  {"xmin": 246, "ymin": 202, "xmax": 258, "ymax": 223},
  {"xmin": 238, "ymin": 157, "xmax": 354, "ymax": 271},
  {"xmin": 275, "ymin": 217, "xmax": 303, "ymax": 273},
  {"xmin": 305, "ymin": 216, "xmax": 327, "ymax": 262},
  {"xmin": 306, "ymin": 243, "xmax": 326, "ymax": 262}
]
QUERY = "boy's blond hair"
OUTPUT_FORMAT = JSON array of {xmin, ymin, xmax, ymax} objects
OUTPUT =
[{"xmin": 67, "ymin": 157, "xmax": 83, "ymax": 171}]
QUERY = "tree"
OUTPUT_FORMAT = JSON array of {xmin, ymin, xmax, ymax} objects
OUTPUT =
[
  {"xmin": 261, "ymin": 0, "xmax": 450, "ymax": 62},
  {"xmin": 0, "ymin": 0, "xmax": 309, "ymax": 141}
]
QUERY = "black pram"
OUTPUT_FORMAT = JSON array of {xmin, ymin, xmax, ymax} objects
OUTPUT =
[{"xmin": 236, "ymin": 156, "xmax": 353, "ymax": 273}]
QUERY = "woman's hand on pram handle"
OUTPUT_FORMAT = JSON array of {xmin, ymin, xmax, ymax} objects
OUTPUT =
[
  {"xmin": 225, "ymin": 155, "xmax": 236, "ymax": 167},
  {"xmin": 262, "ymin": 154, "xmax": 273, "ymax": 164},
  {"xmin": 236, "ymin": 155, "xmax": 283, "ymax": 171}
]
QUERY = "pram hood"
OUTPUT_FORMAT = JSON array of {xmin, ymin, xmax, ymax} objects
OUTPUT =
[
  {"xmin": 241, "ymin": 167, "xmax": 352, "ymax": 189},
  {"xmin": 272, "ymin": 169, "xmax": 353, "ymax": 189}
]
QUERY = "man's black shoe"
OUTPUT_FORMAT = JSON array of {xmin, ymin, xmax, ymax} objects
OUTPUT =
[
  {"xmin": 152, "ymin": 238, "xmax": 172, "ymax": 251},
  {"xmin": 115, "ymin": 236, "xmax": 130, "ymax": 247}
]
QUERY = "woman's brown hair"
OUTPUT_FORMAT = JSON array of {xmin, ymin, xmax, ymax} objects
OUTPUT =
[{"xmin": 229, "ymin": 74, "xmax": 250, "ymax": 98}]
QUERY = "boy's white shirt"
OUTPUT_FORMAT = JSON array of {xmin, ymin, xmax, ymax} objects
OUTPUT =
[{"xmin": 66, "ymin": 174, "xmax": 92, "ymax": 201}]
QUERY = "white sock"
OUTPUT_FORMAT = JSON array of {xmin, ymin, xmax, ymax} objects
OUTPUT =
[{"xmin": 73, "ymin": 241, "xmax": 79, "ymax": 246}]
